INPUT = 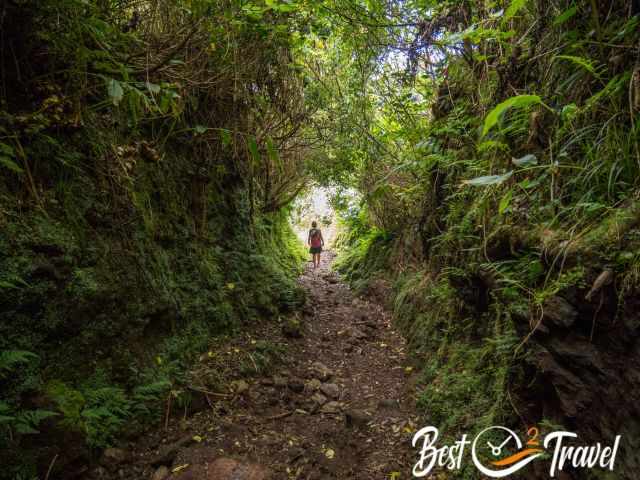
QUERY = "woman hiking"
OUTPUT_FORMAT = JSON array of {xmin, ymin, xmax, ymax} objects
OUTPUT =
[{"xmin": 308, "ymin": 221, "xmax": 325, "ymax": 270}]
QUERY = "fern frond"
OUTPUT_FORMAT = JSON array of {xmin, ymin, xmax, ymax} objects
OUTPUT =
[{"xmin": 0, "ymin": 350, "xmax": 38, "ymax": 376}]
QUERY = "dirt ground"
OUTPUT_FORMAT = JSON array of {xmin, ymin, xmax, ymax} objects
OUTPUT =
[{"xmin": 86, "ymin": 251, "xmax": 421, "ymax": 480}]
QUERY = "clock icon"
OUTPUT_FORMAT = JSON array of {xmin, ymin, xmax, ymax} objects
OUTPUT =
[
  {"xmin": 471, "ymin": 426, "xmax": 543, "ymax": 478},
  {"xmin": 476, "ymin": 426, "xmax": 523, "ymax": 459}
]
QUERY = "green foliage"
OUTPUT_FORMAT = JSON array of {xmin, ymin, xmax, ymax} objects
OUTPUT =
[
  {"xmin": 0, "ymin": 351, "xmax": 37, "ymax": 378},
  {"xmin": 0, "ymin": 0, "xmax": 308, "ymax": 474},
  {"xmin": 0, "ymin": 348, "xmax": 57, "ymax": 480},
  {"xmin": 0, "ymin": 142, "xmax": 22, "ymax": 173},
  {"xmin": 482, "ymin": 95, "xmax": 543, "ymax": 137},
  {"xmin": 46, "ymin": 376, "xmax": 171, "ymax": 448},
  {"xmin": 463, "ymin": 171, "xmax": 513, "ymax": 186},
  {"xmin": 553, "ymin": 55, "xmax": 602, "ymax": 77},
  {"xmin": 3, "ymin": 0, "xmax": 640, "ymax": 476},
  {"xmin": 322, "ymin": 2, "xmax": 640, "ymax": 476},
  {"xmin": 553, "ymin": 5, "xmax": 578, "ymax": 25},
  {"xmin": 504, "ymin": 0, "xmax": 528, "ymax": 21},
  {"xmin": 334, "ymin": 206, "xmax": 392, "ymax": 293}
]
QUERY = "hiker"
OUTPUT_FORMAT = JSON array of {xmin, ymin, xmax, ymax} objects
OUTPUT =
[{"xmin": 308, "ymin": 221, "xmax": 324, "ymax": 269}]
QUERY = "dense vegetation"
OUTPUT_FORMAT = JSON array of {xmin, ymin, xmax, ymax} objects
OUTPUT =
[
  {"xmin": 325, "ymin": 1, "xmax": 640, "ymax": 478},
  {"xmin": 0, "ymin": 1, "xmax": 310, "ymax": 476},
  {"xmin": 2, "ymin": 0, "xmax": 640, "ymax": 479}
]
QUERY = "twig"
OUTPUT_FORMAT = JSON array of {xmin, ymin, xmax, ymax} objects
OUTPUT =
[
  {"xmin": 264, "ymin": 410, "xmax": 293, "ymax": 421},
  {"xmin": 247, "ymin": 352, "xmax": 258, "ymax": 373},
  {"xmin": 164, "ymin": 391, "xmax": 172, "ymax": 431},
  {"xmin": 590, "ymin": 291, "xmax": 604, "ymax": 342},
  {"xmin": 187, "ymin": 386, "xmax": 230, "ymax": 398},
  {"xmin": 514, "ymin": 307, "xmax": 544, "ymax": 358},
  {"xmin": 44, "ymin": 454, "xmax": 58, "ymax": 480},
  {"xmin": 134, "ymin": 21, "xmax": 203, "ymax": 75},
  {"xmin": 506, "ymin": 388, "xmax": 526, "ymax": 430}
]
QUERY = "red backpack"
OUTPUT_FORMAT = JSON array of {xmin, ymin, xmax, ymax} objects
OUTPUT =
[{"xmin": 310, "ymin": 229, "xmax": 322, "ymax": 247}]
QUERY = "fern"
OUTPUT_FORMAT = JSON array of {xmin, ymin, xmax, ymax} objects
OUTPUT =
[
  {"xmin": 0, "ymin": 401, "xmax": 57, "ymax": 436},
  {"xmin": 132, "ymin": 380, "xmax": 171, "ymax": 402},
  {"xmin": 553, "ymin": 54, "xmax": 602, "ymax": 78},
  {"xmin": 132, "ymin": 380, "xmax": 170, "ymax": 416},
  {"xmin": 46, "ymin": 381, "xmax": 86, "ymax": 430},
  {"xmin": 0, "ymin": 351, "xmax": 37, "ymax": 378},
  {"xmin": 0, "ymin": 401, "xmax": 15, "ymax": 424},
  {"xmin": 14, "ymin": 410, "xmax": 58, "ymax": 435}
]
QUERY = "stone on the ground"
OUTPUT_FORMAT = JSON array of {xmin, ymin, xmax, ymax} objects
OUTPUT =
[
  {"xmin": 305, "ymin": 378, "xmax": 321, "ymax": 392},
  {"xmin": 310, "ymin": 361, "xmax": 333, "ymax": 381},
  {"xmin": 319, "ymin": 383, "xmax": 340, "ymax": 399},
  {"xmin": 152, "ymin": 466, "xmax": 170, "ymax": 480},
  {"xmin": 167, "ymin": 458, "xmax": 270, "ymax": 480},
  {"xmin": 320, "ymin": 401, "xmax": 343, "ymax": 414},
  {"xmin": 206, "ymin": 458, "xmax": 270, "ymax": 480},
  {"xmin": 150, "ymin": 435, "xmax": 195, "ymax": 466},
  {"xmin": 344, "ymin": 409, "xmax": 372, "ymax": 428},
  {"xmin": 100, "ymin": 447, "xmax": 130, "ymax": 469},
  {"xmin": 231, "ymin": 379, "xmax": 249, "ymax": 394},
  {"xmin": 287, "ymin": 378, "xmax": 304, "ymax": 393},
  {"xmin": 311, "ymin": 392, "xmax": 328, "ymax": 405}
]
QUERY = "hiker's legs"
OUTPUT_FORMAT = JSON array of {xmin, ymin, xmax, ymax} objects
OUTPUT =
[{"xmin": 313, "ymin": 253, "xmax": 320, "ymax": 268}]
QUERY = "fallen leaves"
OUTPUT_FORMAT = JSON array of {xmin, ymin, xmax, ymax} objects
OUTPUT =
[{"xmin": 171, "ymin": 464, "xmax": 189, "ymax": 473}]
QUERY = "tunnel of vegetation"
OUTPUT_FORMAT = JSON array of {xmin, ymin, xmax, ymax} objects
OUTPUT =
[{"xmin": 2, "ymin": 0, "xmax": 640, "ymax": 479}]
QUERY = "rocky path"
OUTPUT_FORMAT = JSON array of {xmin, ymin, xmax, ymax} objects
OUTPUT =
[{"xmin": 91, "ymin": 252, "xmax": 420, "ymax": 480}]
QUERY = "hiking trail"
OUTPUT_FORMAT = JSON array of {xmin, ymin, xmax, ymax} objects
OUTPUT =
[{"xmin": 89, "ymin": 252, "xmax": 420, "ymax": 480}]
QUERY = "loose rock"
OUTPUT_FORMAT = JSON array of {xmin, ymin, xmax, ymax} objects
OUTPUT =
[
  {"xmin": 319, "ymin": 383, "xmax": 340, "ymax": 399},
  {"xmin": 100, "ymin": 448, "xmax": 130, "ymax": 469},
  {"xmin": 310, "ymin": 361, "xmax": 332, "ymax": 381},
  {"xmin": 151, "ymin": 466, "xmax": 170, "ymax": 480},
  {"xmin": 206, "ymin": 458, "xmax": 270, "ymax": 480},
  {"xmin": 311, "ymin": 392, "xmax": 328, "ymax": 406},
  {"xmin": 305, "ymin": 378, "xmax": 321, "ymax": 392},
  {"xmin": 167, "ymin": 458, "xmax": 270, "ymax": 480},
  {"xmin": 320, "ymin": 401, "xmax": 343, "ymax": 414},
  {"xmin": 288, "ymin": 378, "xmax": 305, "ymax": 393},
  {"xmin": 344, "ymin": 409, "xmax": 371, "ymax": 428},
  {"xmin": 231, "ymin": 379, "xmax": 249, "ymax": 394},
  {"xmin": 150, "ymin": 435, "xmax": 195, "ymax": 466}
]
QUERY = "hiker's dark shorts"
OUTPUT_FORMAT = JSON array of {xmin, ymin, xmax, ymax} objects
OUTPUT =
[{"xmin": 309, "ymin": 246, "xmax": 322, "ymax": 254}]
